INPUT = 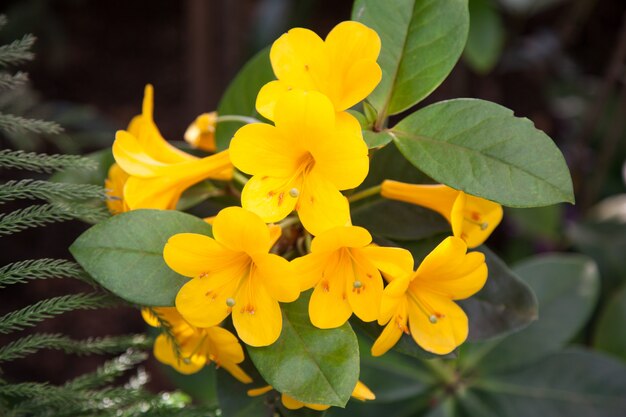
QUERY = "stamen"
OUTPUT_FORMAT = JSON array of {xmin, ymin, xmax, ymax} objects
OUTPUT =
[
  {"xmin": 353, "ymin": 280, "xmax": 362, "ymax": 288},
  {"xmin": 289, "ymin": 188, "xmax": 300, "ymax": 198},
  {"xmin": 226, "ymin": 297, "xmax": 236, "ymax": 307},
  {"xmin": 429, "ymin": 315, "xmax": 438, "ymax": 324},
  {"xmin": 464, "ymin": 215, "xmax": 489, "ymax": 230}
]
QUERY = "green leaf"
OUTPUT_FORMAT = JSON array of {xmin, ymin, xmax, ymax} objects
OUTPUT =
[
  {"xmin": 464, "ymin": 0, "xmax": 505, "ymax": 74},
  {"xmin": 246, "ymin": 292, "xmax": 359, "ymax": 407},
  {"xmin": 391, "ymin": 99, "xmax": 574, "ymax": 207},
  {"xmin": 161, "ymin": 366, "xmax": 219, "ymax": 409},
  {"xmin": 363, "ymin": 131, "xmax": 393, "ymax": 149},
  {"xmin": 594, "ymin": 284, "xmax": 626, "ymax": 362},
  {"xmin": 215, "ymin": 48, "xmax": 274, "ymax": 151},
  {"xmin": 70, "ymin": 209, "xmax": 212, "ymax": 306},
  {"xmin": 352, "ymin": 0, "xmax": 469, "ymax": 117},
  {"xmin": 461, "ymin": 254, "xmax": 599, "ymax": 374},
  {"xmin": 216, "ymin": 367, "xmax": 268, "ymax": 417},
  {"xmin": 465, "ymin": 348, "xmax": 626, "ymax": 416}
]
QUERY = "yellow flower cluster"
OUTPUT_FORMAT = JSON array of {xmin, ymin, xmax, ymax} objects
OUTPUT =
[{"xmin": 104, "ymin": 19, "xmax": 504, "ymax": 406}]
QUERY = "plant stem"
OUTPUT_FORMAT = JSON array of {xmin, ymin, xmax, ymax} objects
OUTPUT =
[
  {"xmin": 232, "ymin": 170, "xmax": 249, "ymax": 186},
  {"xmin": 278, "ymin": 216, "xmax": 301, "ymax": 229},
  {"xmin": 348, "ymin": 184, "xmax": 382, "ymax": 203},
  {"xmin": 216, "ymin": 115, "xmax": 261, "ymax": 124}
]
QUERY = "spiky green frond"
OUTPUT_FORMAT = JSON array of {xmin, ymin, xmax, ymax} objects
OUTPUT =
[
  {"xmin": 0, "ymin": 180, "xmax": 105, "ymax": 204},
  {"xmin": 0, "ymin": 293, "xmax": 117, "ymax": 334},
  {"xmin": 0, "ymin": 202, "xmax": 109, "ymax": 236},
  {"xmin": 0, "ymin": 333, "xmax": 152, "ymax": 363},
  {"xmin": 0, "ymin": 259, "xmax": 84, "ymax": 288},
  {"xmin": 0, "ymin": 149, "xmax": 97, "ymax": 173},
  {"xmin": 0, "ymin": 72, "xmax": 28, "ymax": 91},
  {"xmin": 0, "ymin": 112, "xmax": 62, "ymax": 135},
  {"xmin": 0, "ymin": 34, "xmax": 35, "ymax": 67},
  {"xmin": 66, "ymin": 349, "xmax": 148, "ymax": 391}
]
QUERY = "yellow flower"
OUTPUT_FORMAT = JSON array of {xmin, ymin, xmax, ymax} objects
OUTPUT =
[
  {"xmin": 247, "ymin": 380, "xmax": 375, "ymax": 411},
  {"xmin": 142, "ymin": 307, "xmax": 251, "ymax": 383},
  {"xmin": 292, "ymin": 225, "xmax": 413, "ymax": 328},
  {"xmin": 230, "ymin": 90, "xmax": 369, "ymax": 236},
  {"xmin": 184, "ymin": 112, "xmax": 218, "ymax": 152},
  {"xmin": 112, "ymin": 85, "xmax": 233, "ymax": 210},
  {"xmin": 372, "ymin": 237, "xmax": 487, "ymax": 356},
  {"xmin": 381, "ymin": 181, "xmax": 503, "ymax": 248},
  {"xmin": 256, "ymin": 21, "xmax": 381, "ymax": 121},
  {"xmin": 164, "ymin": 207, "xmax": 300, "ymax": 347},
  {"xmin": 104, "ymin": 163, "xmax": 129, "ymax": 214}
]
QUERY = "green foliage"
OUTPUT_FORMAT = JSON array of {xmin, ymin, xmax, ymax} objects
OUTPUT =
[
  {"xmin": 214, "ymin": 47, "xmax": 274, "ymax": 151},
  {"xmin": 391, "ymin": 99, "xmax": 575, "ymax": 206},
  {"xmin": 0, "ymin": 71, "xmax": 28, "ymax": 91},
  {"xmin": 0, "ymin": 112, "xmax": 62, "ymax": 135},
  {"xmin": 0, "ymin": 258, "xmax": 84, "ymax": 287},
  {"xmin": 70, "ymin": 209, "xmax": 213, "ymax": 306},
  {"xmin": 594, "ymin": 285, "xmax": 626, "ymax": 362},
  {"xmin": 247, "ymin": 292, "xmax": 360, "ymax": 407},
  {"xmin": 0, "ymin": 202, "xmax": 109, "ymax": 235},
  {"xmin": 464, "ymin": 0, "xmax": 505, "ymax": 73},
  {"xmin": 0, "ymin": 33, "xmax": 35, "ymax": 66},
  {"xmin": 0, "ymin": 180, "xmax": 105, "ymax": 203},
  {"xmin": 352, "ymin": 0, "xmax": 470, "ymax": 119},
  {"xmin": 0, "ymin": 149, "xmax": 97, "ymax": 173}
]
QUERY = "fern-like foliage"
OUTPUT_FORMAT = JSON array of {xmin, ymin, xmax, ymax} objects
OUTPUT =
[
  {"xmin": 0, "ymin": 258, "xmax": 85, "ymax": 288},
  {"xmin": 0, "ymin": 180, "xmax": 105, "ymax": 203},
  {"xmin": 0, "ymin": 149, "xmax": 96, "ymax": 173}
]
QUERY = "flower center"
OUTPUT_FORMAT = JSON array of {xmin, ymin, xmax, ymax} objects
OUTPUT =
[
  {"xmin": 267, "ymin": 152, "xmax": 316, "ymax": 207},
  {"xmin": 407, "ymin": 288, "xmax": 445, "ymax": 325}
]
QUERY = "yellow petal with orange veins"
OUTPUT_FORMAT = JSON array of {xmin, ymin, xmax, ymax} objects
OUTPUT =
[
  {"xmin": 164, "ymin": 233, "xmax": 237, "ymax": 278},
  {"xmin": 252, "ymin": 253, "xmax": 300, "ymax": 303},
  {"xmin": 310, "ymin": 226, "xmax": 372, "ymax": 253},
  {"xmin": 205, "ymin": 326, "xmax": 246, "ymax": 364},
  {"xmin": 232, "ymin": 279, "xmax": 283, "ymax": 347},
  {"xmin": 241, "ymin": 175, "xmax": 299, "ymax": 224},
  {"xmin": 379, "ymin": 277, "xmax": 410, "ymax": 325},
  {"xmin": 459, "ymin": 194, "xmax": 503, "ymax": 249},
  {"xmin": 371, "ymin": 316, "xmax": 404, "ymax": 357},
  {"xmin": 346, "ymin": 250, "xmax": 383, "ymax": 322},
  {"xmin": 407, "ymin": 293, "xmax": 468, "ymax": 355},
  {"xmin": 352, "ymin": 381, "xmax": 375, "ymax": 401},
  {"xmin": 270, "ymin": 28, "xmax": 328, "ymax": 91},
  {"xmin": 221, "ymin": 361, "xmax": 253, "ymax": 384},
  {"xmin": 154, "ymin": 334, "xmax": 206, "ymax": 374},
  {"xmin": 361, "ymin": 246, "xmax": 415, "ymax": 280},
  {"xmin": 212, "ymin": 207, "xmax": 271, "ymax": 255},
  {"xmin": 309, "ymin": 258, "xmax": 352, "ymax": 329},
  {"xmin": 297, "ymin": 172, "xmax": 351, "ymax": 236},
  {"xmin": 176, "ymin": 275, "xmax": 237, "ymax": 328},
  {"xmin": 255, "ymin": 80, "xmax": 292, "ymax": 121},
  {"xmin": 230, "ymin": 123, "xmax": 302, "ymax": 177},
  {"xmin": 273, "ymin": 90, "xmax": 336, "ymax": 142},
  {"xmin": 291, "ymin": 252, "xmax": 330, "ymax": 291}
]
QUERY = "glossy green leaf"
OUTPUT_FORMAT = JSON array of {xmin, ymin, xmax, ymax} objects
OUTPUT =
[
  {"xmin": 70, "ymin": 209, "xmax": 212, "ymax": 306},
  {"xmin": 363, "ymin": 131, "xmax": 393, "ymax": 149},
  {"xmin": 246, "ymin": 292, "xmax": 359, "ymax": 407},
  {"xmin": 464, "ymin": 0, "xmax": 505, "ymax": 74},
  {"xmin": 465, "ymin": 348, "xmax": 626, "ymax": 416},
  {"xmin": 215, "ymin": 48, "xmax": 274, "ymax": 151},
  {"xmin": 352, "ymin": 0, "xmax": 469, "ymax": 116},
  {"xmin": 594, "ymin": 285, "xmax": 626, "ymax": 362},
  {"xmin": 391, "ymin": 99, "xmax": 574, "ymax": 207},
  {"xmin": 461, "ymin": 254, "xmax": 599, "ymax": 374}
]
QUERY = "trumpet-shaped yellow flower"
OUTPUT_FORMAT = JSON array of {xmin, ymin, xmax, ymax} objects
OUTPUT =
[
  {"xmin": 112, "ymin": 85, "xmax": 233, "ymax": 210},
  {"xmin": 381, "ymin": 181, "xmax": 503, "ymax": 248},
  {"xmin": 230, "ymin": 90, "xmax": 369, "ymax": 236},
  {"xmin": 247, "ymin": 380, "xmax": 375, "ymax": 411},
  {"xmin": 165, "ymin": 207, "xmax": 300, "ymax": 347},
  {"xmin": 293, "ymin": 226, "xmax": 414, "ymax": 328},
  {"xmin": 256, "ymin": 21, "xmax": 381, "ymax": 121},
  {"xmin": 185, "ymin": 112, "xmax": 218, "ymax": 152},
  {"xmin": 142, "ymin": 307, "xmax": 251, "ymax": 382},
  {"xmin": 104, "ymin": 163, "xmax": 129, "ymax": 214},
  {"xmin": 372, "ymin": 237, "xmax": 487, "ymax": 356}
]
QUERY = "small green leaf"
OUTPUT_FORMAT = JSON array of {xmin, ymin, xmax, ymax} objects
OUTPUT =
[
  {"xmin": 461, "ymin": 254, "xmax": 599, "ymax": 374},
  {"xmin": 246, "ymin": 292, "xmax": 359, "ymax": 407},
  {"xmin": 215, "ymin": 48, "xmax": 274, "ymax": 151},
  {"xmin": 391, "ymin": 99, "xmax": 574, "ymax": 207},
  {"xmin": 594, "ymin": 284, "xmax": 626, "ymax": 362},
  {"xmin": 352, "ymin": 0, "xmax": 469, "ymax": 117},
  {"xmin": 363, "ymin": 131, "xmax": 393, "ymax": 149},
  {"xmin": 70, "ymin": 210, "xmax": 212, "ymax": 306},
  {"xmin": 464, "ymin": 0, "xmax": 505, "ymax": 74}
]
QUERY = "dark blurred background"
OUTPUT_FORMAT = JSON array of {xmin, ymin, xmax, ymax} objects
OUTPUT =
[{"xmin": 0, "ymin": 0, "xmax": 625, "ymax": 395}]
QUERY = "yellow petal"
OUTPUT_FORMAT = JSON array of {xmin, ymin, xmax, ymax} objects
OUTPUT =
[
  {"xmin": 270, "ymin": 28, "xmax": 328, "ymax": 91},
  {"xmin": 273, "ymin": 90, "xmax": 336, "ymax": 143},
  {"xmin": 221, "ymin": 361, "xmax": 253, "ymax": 384},
  {"xmin": 252, "ymin": 253, "xmax": 300, "ymax": 303},
  {"xmin": 407, "ymin": 293, "xmax": 468, "ymax": 355},
  {"xmin": 241, "ymin": 175, "xmax": 299, "ymax": 224},
  {"xmin": 281, "ymin": 393, "xmax": 305, "ymax": 410},
  {"xmin": 154, "ymin": 334, "xmax": 206, "ymax": 374},
  {"xmin": 255, "ymin": 80, "xmax": 292, "ymax": 121},
  {"xmin": 113, "ymin": 130, "xmax": 169, "ymax": 177},
  {"xmin": 176, "ymin": 274, "xmax": 238, "ymax": 328},
  {"xmin": 378, "ymin": 276, "xmax": 410, "ymax": 325},
  {"xmin": 352, "ymin": 381, "xmax": 375, "ymax": 401},
  {"xmin": 371, "ymin": 314, "xmax": 404, "ymax": 357},
  {"xmin": 164, "ymin": 233, "xmax": 239, "ymax": 278},
  {"xmin": 297, "ymin": 172, "xmax": 351, "ymax": 236},
  {"xmin": 212, "ymin": 207, "xmax": 271, "ymax": 255},
  {"xmin": 232, "ymin": 278, "xmax": 283, "ymax": 347},
  {"xmin": 345, "ymin": 249, "xmax": 383, "ymax": 323},
  {"xmin": 291, "ymin": 252, "xmax": 330, "ymax": 291},
  {"xmin": 141, "ymin": 308, "xmax": 160, "ymax": 327},
  {"xmin": 458, "ymin": 193, "xmax": 504, "ymax": 248},
  {"xmin": 185, "ymin": 112, "xmax": 217, "ymax": 152},
  {"xmin": 310, "ymin": 226, "xmax": 372, "ymax": 253},
  {"xmin": 360, "ymin": 245, "xmax": 415, "ymax": 280},
  {"xmin": 308, "ymin": 255, "xmax": 352, "ymax": 328},
  {"xmin": 380, "ymin": 181, "xmax": 457, "ymax": 222},
  {"xmin": 324, "ymin": 21, "xmax": 382, "ymax": 110},
  {"xmin": 105, "ymin": 163, "xmax": 129, "ymax": 215},
  {"xmin": 230, "ymin": 123, "xmax": 303, "ymax": 177},
  {"xmin": 268, "ymin": 224, "xmax": 282, "ymax": 247},
  {"xmin": 205, "ymin": 326, "xmax": 246, "ymax": 364},
  {"xmin": 247, "ymin": 386, "xmax": 273, "ymax": 397},
  {"xmin": 413, "ymin": 237, "xmax": 487, "ymax": 300}
]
